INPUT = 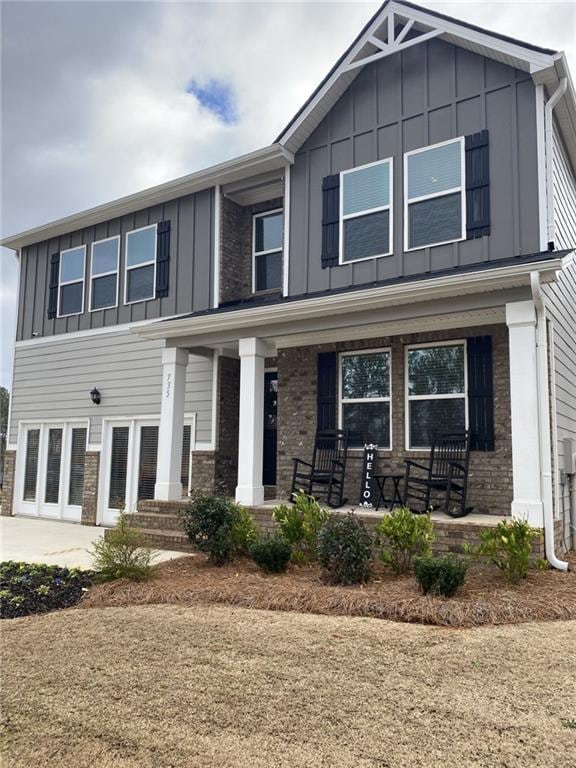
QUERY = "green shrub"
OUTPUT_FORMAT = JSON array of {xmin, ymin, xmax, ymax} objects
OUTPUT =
[
  {"xmin": 317, "ymin": 513, "xmax": 373, "ymax": 585},
  {"xmin": 0, "ymin": 561, "xmax": 94, "ymax": 619},
  {"xmin": 375, "ymin": 506, "xmax": 434, "ymax": 574},
  {"xmin": 91, "ymin": 513, "xmax": 155, "ymax": 581},
  {"xmin": 180, "ymin": 494, "xmax": 254, "ymax": 565},
  {"xmin": 465, "ymin": 519, "xmax": 541, "ymax": 583},
  {"xmin": 413, "ymin": 555, "xmax": 468, "ymax": 597},
  {"xmin": 272, "ymin": 492, "xmax": 329, "ymax": 563},
  {"xmin": 250, "ymin": 534, "xmax": 292, "ymax": 574}
]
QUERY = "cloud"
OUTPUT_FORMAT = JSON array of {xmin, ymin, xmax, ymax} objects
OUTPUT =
[{"xmin": 1, "ymin": 0, "xmax": 575, "ymax": 388}]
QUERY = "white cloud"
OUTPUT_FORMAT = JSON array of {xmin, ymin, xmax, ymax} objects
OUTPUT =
[{"xmin": 1, "ymin": 0, "xmax": 575, "ymax": 387}]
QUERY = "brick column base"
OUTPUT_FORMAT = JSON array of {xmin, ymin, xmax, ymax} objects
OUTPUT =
[
  {"xmin": 81, "ymin": 451, "xmax": 100, "ymax": 525},
  {"xmin": 1, "ymin": 450, "xmax": 16, "ymax": 516}
]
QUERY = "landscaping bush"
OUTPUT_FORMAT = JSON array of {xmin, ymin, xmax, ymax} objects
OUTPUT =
[
  {"xmin": 317, "ymin": 513, "xmax": 373, "ymax": 585},
  {"xmin": 465, "ymin": 519, "xmax": 542, "ymax": 583},
  {"xmin": 250, "ymin": 534, "xmax": 292, "ymax": 574},
  {"xmin": 413, "ymin": 555, "xmax": 468, "ymax": 597},
  {"xmin": 0, "ymin": 561, "xmax": 94, "ymax": 619},
  {"xmin": 180, "ymin": 494, "xmax": 255, "ymax": 565},
  {"xmin": 91, "ymin": 513, "xmax": 155, "ymax": 581},
  {"xmin": 272, "ymin": 492, "xmax": 329, "ymax": 563},
  {"xmin": 375, "ymin": 506, "xmax": 434, "ymax": 574}
]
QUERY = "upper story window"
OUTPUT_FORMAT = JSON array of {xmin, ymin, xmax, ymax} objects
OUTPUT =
[
  {"xmin": 404, "ymin": 138, "xmax": 465, "ymax": 251},
  {"xmin": 253, "ymin": 210, "xmax": 283, "ymax": 293},
  {"xmin": 340, "ymin": 159, "xmax": 392, "ymax": 264},
  {"xmin": 125, "ymin": 224, "xmax": 157, "ymax": 304},
  {"xmin": 406, "ymin": 341, "xmax": 467, "ymax": 449},
  {"xmin": 57, "ymin": 245, "xmax": 86, "ymax": 317},
  {"xmin": 90, "ymin": 236, "xmax": 119, "ymax": 311},
  {"xmin": 339, "ymin": 349, "xmax": 391, "ymax": 449}
]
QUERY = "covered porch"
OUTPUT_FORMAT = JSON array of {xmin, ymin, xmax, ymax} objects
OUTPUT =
[{"xmin": 135, "ymin": 257, "xmax": 561, "ymax": 535}]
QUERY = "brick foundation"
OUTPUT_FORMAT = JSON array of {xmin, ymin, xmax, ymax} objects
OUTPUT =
[
  {"xmin": 81, "ymin": 451, "xmax": 100, "ymax": 525},
  {"xmin": 277, "ymin": 325, "xmax": 513, "ymax": 516},
  {"xmin": 1, "ymin": 450, "xmax": 16, "ymax": 516}
]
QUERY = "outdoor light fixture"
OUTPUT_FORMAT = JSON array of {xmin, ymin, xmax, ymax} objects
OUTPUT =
[{"xmin": 90, "ymin": 387, "xmax": 101, "ymax": 405}]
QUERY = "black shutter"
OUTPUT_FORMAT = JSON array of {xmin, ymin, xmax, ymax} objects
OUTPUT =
[
  {"xmin": 465, "ymin": 130, "xmax": 490, "ymax": 239},
  {"xmin": 317, "ymin": 352, "xmax": 337, "ymax": 430},
  {"xmin": 47, "ymin": 252, "xmax": 60, "ymax": 319},
  {"xmin": 467, "ymin": 335, "xmax": 494, "ymax": 451},
  {"xmin": 155, "ymin": 220, "xmax": 171, "ymax": 298},
  {"xmin": 321, "ymin": 174, "xmax": 340, "ymax": 268}
]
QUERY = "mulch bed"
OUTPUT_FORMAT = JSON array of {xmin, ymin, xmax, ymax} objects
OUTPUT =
[{"xmin": 80, "ymin": 552, "xmax": 576, "ymax": 628}]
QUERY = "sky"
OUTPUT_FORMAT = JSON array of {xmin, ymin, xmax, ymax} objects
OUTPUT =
[{"xmin": 1, "ymin": 0, "xmax": 575, "ymax": 389}]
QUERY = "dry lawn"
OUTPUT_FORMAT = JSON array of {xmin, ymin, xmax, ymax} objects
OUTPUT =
[
  {"xmin": 2, "ymin": 604, "xmax": 576, "ymax": 768},
  {"xmin": 81, "ymin": 553, "xmax": 576, "ymax": 627}
]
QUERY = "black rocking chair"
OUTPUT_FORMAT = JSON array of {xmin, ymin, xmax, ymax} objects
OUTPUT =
[
  {"xmin": 403, "ymin": 431, "xmax": 472, "ymax": 518},
  {"xmin": 290, "ymin": 429, "xmax": 348, "ymax": 508}
]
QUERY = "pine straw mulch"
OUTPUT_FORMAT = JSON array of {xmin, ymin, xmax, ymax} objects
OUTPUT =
[{"xmin": 80, "ymin": 551, "xmax": 576, "ymax": 628}]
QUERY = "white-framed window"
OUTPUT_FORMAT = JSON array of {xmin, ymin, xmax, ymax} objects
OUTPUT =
[
  {"xmin": 124, "ymin": 224, "xmax": 157, "ymax": 304},
  {"xmin": 252, "ymin": 209, "xmax": 283, "ymax": 293},
  {"xmin": 404, "ymin": 137, "xmax": 466, "ymax": 251},
  {"xmin": 405, "ymin": 340, "xmax": 468, "ymax": 449},
  {"xmin": 90, "ymin": 235, "xmax": 120, "ymax": 311},
  {"xmin": 339, "ymin": 348, "xmax": 391, "ymax": 449},
  {"xmin": 339, "ymin": 158, "xmax": 393, "ymax": 264},
  {"xmin": 57, "ymin": 245, "xmax": 86, "ymax": 317}
]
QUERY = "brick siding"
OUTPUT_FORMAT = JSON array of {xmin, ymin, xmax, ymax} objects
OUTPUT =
[
  {"xmin": 276, "ymin": 324, "xmax": 513, "ymax": 516},
  {"xmin": 1, "ymin": 450, "xmax": 16, "ymax": 516},
  {"xmin": 81, "ymin": 451, "xmax": 100, "ymax": 525}
]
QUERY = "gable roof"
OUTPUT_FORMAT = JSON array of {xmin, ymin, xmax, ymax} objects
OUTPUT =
[{"xmin": 276, "ymin": 0, "xmax": 571, "ymax": 156}]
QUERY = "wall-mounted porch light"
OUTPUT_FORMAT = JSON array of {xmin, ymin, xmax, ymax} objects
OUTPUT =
[{"xmin": 90, "ymin": 387, "xmax": 101, "ymax": 405}]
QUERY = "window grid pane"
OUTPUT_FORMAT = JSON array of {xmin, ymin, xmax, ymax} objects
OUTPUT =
[
  {"xmin": 60, "ymin": 282, "xmax": 83, "ymax": 315},
  {"xmin": 343, "ymin": 402, "xmax": 390, "ymax": 449},
  {"xmin": 342, "ymin": 352, "xmax": 390, "ymax": 399},
  {"xmin": 409, "ymin": 399, "xmax": 466, "ymax": 448},
  {"xmin": 255, "ymin": 251, "xmax": 282, "ymax": 292},
  {"xmin": 23, "ymin": 429, "xmax": 40, "ymax": 501},
  {"xmin": 127, "ymin": 264, "xmax": 154, "ymax": 302},
  {"xmin": 408, "ymin": 193, "xmax": 462, "ymax": 250},
  {"xmin": 109, "ymin": 427, "xmax": 129, "ymax": 509},
  {"xmin": 343, "ymin": 162, "xmax": 390, "ymax": 216},
  {"xmin": 407, "ymin": 141, "xmax": 461, "ymax": 200},
  {"xmin": 126, "ymin": 227, "xmax": 156, "ymax": 267},
  {"xmin": 60, "ymin": 248, "xmax": 85, "ymax": 283},
  {"xmin": 343, "ymin": 210, "xmax": 390, "ymax": 261},
  {"xmin": 408, "ymin": 345, "xmax": 465, "ymax": 396},
  {"xmin": 44, "ymin": 428, "xmax": 63, "ymax": 504},
  {"xmin": 92, "ymin": 274, "xmax": 117, "ymax": 310},
  {"xmin": 92, "ymin": 239, "xmax": 118, "ymax": 275},
  {"xmin": 68, "ymin": 428, "xmax": 87, "ymax": 506},
  {"xmin": 255, "ymin": 212, "xmax": 283, "ymax": 253}
]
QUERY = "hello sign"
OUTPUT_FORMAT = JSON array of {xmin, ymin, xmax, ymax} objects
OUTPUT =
[{"xmin": 358, "ymin": 443, "xmax": 378, "ymax": 508}]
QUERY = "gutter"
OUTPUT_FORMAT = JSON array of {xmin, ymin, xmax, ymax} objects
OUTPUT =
[
  {"xmin": 544, "ymin": 76, "xmax": 568, "ymax": 248},
  {"xmin": 530, "ymin": 271, "xmax": 568, "ymax": 571}
]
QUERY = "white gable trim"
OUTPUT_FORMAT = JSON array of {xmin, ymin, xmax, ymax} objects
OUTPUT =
[{"xmin": 277, "ymin": 0, "xmax": 557, "ymax": 155}]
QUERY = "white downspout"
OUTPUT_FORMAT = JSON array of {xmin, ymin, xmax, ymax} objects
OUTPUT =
[
  {"xmin": 544, "ymin": 76, "xmax": 568, "ymax": 248},
  {"xmin": 530, "ymin": 271, "xmax": 569, "ymax": 571}
]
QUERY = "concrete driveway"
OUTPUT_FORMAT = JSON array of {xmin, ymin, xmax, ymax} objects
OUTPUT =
[{"xmin": 0, "ymin": 516, "xmax": 186, "ymax": 568}]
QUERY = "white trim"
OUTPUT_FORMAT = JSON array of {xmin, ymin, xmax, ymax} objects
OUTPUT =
[
  {"xmin": 124, "ymin": 223, "xmax": 158, "ymax": 305},
  {"xmin": 282, "ymin": 164, "xmax": 291, "ymax": 297},
  {"xmin": 404, "ymin": 339, "xmax": 468, "ymax": 451},
  {"xmin": 338, "ymin": 347, "xmax": 392, "ymax": 451},
  {"xmin": 338, "ymin": 157, "xmax": 393, "ymax": 265},
  {"xmin": 89, "ymin": 235, "xmax": 120, "ymax": 312},
  {"xmin": 403, "ymin": 137, "xmax": 466, "ymax": 252},
  {"xmin": 213, "ymin": 184, "xmax": 221, "ymax": 308},
  {"xmin": 209, "ymin": 350, "xmax": 219, "ymax": 451},
  {"xmin": 6, "ymin": 249, "xmax": 20, "ymax": 445},
  {"xmin": 252, "ymin": 208, "xmax": 284, "ymax": 294},
  {"xmin": 56, "ymin": 244, "xmax": 86, "ymax": 318}
]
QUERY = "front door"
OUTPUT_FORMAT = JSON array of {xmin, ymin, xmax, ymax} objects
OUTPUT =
[{"xmin": 263, "ymin": 371, "xmax": 278, "ymax": 486}]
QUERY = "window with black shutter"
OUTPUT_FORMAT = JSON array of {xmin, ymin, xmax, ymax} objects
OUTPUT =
[
  {"xmin": 155, "ymin": 220, "xmax": 171, "ymax": 298},
  {"xmin": 465, "ymin": 130, "xmax": 490, "ymax": 239},
  {"xmin": 317, "ymin": 352, "xmax": 337, "ymax": 430},
  {"xmin": 467, "ymin": 335, "xmax": 494, "ymax": 450},
  {"xmin": 321, "ymin": 175, "xmax": 340, "ymax": 268}
]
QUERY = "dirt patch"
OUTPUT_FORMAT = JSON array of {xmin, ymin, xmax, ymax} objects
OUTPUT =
[
  {"xmin": 80, "ymin": 552, "xmax": 576, "ymax": 627},
  {"xmin": 2, "ymin": 605, "xmax": 575, "ymax": 768}
]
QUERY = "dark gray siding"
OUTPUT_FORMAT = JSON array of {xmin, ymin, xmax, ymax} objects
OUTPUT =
[
  {"xmin": 16, "ymin": 188, "xmax": 215, "ymax": 340},
  {"xmin": 289, "ymin": 39, "xmax": 541, "ymax": 295}
]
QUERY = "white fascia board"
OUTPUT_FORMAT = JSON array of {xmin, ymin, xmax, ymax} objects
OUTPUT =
[
  {"xmin": 1, "ymin": 144, "xmax": 294, "ymax": 251},
  {"xmin": 134, "ymin": 257, "xmax": 565, "ymax": 342}
]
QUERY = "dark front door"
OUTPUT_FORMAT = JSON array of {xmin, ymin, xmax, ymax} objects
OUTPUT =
[{"xmin": 263, "ymin": 371, "xmax": 278, "ymax": 486}]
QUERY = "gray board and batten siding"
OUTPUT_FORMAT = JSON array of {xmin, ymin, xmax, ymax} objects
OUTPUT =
[
  {"xmin": 288, "ymin": 38, "xmax": 541, "ymax": 296},
  {"xmin": 16, "ymin": 188, "xmax": 215, "ymax": 341},
  {"xmin": 9, "ymin": 330, "xmax": 214, "ymax": 446}
]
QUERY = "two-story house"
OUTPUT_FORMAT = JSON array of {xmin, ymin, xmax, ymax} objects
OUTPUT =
[{"xmin": 2, "ymin": 1, "xmax": 575, "ymax": 567}]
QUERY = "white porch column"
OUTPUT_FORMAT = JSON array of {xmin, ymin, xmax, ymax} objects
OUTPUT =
[
  {"xmin": 154, "ymin": 346, "xmax": 188, "ymax": 500},
  {"xmin": 235, "ymin": 337, "xmax": 267, "ymax": 506},
  {"xmin": 506, "ymin": 301, "xmax": 544, "ymax": 527}
]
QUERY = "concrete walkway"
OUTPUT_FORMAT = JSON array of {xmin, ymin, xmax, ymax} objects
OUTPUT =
[{"xmin": 0, "ymin": 516, "xmax": 188, "ymax": 568}]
